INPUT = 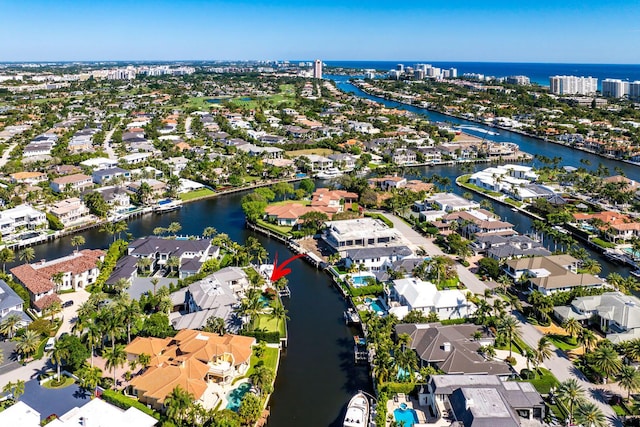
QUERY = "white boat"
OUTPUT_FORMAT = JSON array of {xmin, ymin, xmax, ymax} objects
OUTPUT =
[
  {"xmin": 343, "ymin": 392, "xmax": 369, "ymax": 427},
  {"xmin": 631, "ymin": 270, "xmax": 640, "ymax": 278},
  {"xmin": 154, "ymin": 199, "xmax": 183, "ymax": 213},
  {"xmin": 315, "ymin": 168, "xmax": 344, "ymax": 180}
]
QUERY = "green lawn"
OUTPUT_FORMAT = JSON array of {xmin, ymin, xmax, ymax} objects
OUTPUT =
[
  {"xmin": 245, "ymin": 347, "xmax": 279, "ymax": 379},
  {"xmin": 269, "ymin": 199, "xmax": 310, "ymax": 206},
  {"xmin": 184, "ymin": 97, "xmax": 214, "ymax": 110},
  {"xmin": 590, "ymin": 238, "xmax": 615, "ymax": 249},
  {"xmin": 43, "ymin": 376, "xmax": 75, "ymax": 389},
  {"xmin": 286, "ymin": 148, "xmax": 336, "ymax": 157},
  {"xmin": 256, "ymin": 219, "xmax": 293, "ymax": 236},
  {"xmin": 179, "ymin": 188, "xmax": 215, "ymax": 201},
  {"xmin": 524, "ymin": 368, "xmax": 560, "ymax": 394},
  {"xmin": 546, "ymin": 334, "xmax": 579, "ymax": 351},
  {"xmin": 253, "ymin": 314, "xmax": 286, "ymax": 338}
]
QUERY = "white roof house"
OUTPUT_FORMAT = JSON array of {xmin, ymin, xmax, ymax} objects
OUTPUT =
[
  {"xmin": 425, "ymin": 192, "xmax": 480, "ymax": 212},
  {"xmin": 323, "ymin": 218, "xmax": 403, "ymax": 254},
  {"xmin": 392, "ymin": 278, "xmax": 475, "ymax": 320}
]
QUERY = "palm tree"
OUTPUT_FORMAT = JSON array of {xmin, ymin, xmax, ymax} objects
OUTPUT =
[
  {"xmin": 591, "ymin": 344, "xmax": 622, "ymax": 382},
  {"xmin": 0, "ymin": 247, "xmax": 15, "ymax": 272},
  {"xmin": 44, "ymin": 300, "xmax": 62, "ymax": 321},
  {"xmin": 0, "ymin": 313, "xmax": 22, "ymax": 339},
  {"xmin": 118, "ymin": 300, "xmax": 140, "ymax": 344},
  {"xmin": 562, "ymin": 317, "xmax": 582, "ymax": 340},
  {"xmin": 70, "ymin": 235, "xmax": 85, "ymax": 252},
  {"xmin": 153, "ymin": 227, "xmax": 167, "ymax": 237},
  {"xmin": 577, "ymin": 328, "xmax": 598, "ymax": 352},
  {"xmin": 166, "ymin": 256, "xmax": 181, "ymax": 276},
  {"xmin": 271, "ymin": 304, "xmax": 289, "ymax": 336},
  {"xmin": 250, "ymin": 365, "xmax": 275, "ymax": 396},
  {"xmin": 137, "ymin": 353, "xmax": 151, "ymax": 369},
  {"xmin": 82, "ymin": 321, "xmax": 101, "ymax": 366},
  {"xmin": 202, "ymin": 226, "xmax": 217, "ymax": 238},
  {"xmin": 19, "ymin": 247, "xmax": 35, "ymax": 264},
  {"xmin": 497, "ymin": 316, "xmax": 521, "ymax": 358},
  {"xmin": 556, "ymin": 378, "xmax": 585, "ymax": 424},
  {"xmin": 104, "ymin": 344, "xmax": 127, "ymax": 386},
  {"xmin": 114, "ymin": 221, "xmax": 128, "ymax": 240},
  {"xmin": 98, "ymin": 308, "xmax": 124, "ymax": 349},
  {"xmin": 580, "ymin": 258, "xmax": 601, "ymax": 275},
  {"xmin": 535, "ymin": 336, "xmax": 553, "ymax": 372},
  {"xmin": 15, "ymin": 330, "xmax": 41, "ymax": 359},
  {"xmin": 50, "ymin": 342, "xmax": 69, "ymax": 380},
  {"xmin": 165, "ymin": 385, "xmax": 194, "ymax": 426},
  {"xmin": 618, "ymin": 365, "xmax": 640, "ymax": 400},
  {"xmin": 99, "ymin": 222, "xmax": 116, "ymax": 242},
  {"xmin": 204, "ymin": 316, "xmax": 226, "ymax": 335},
  {"xmin": 167, "ymin": 222, "xmax": 182, "ymax": 236},
  {"xmin": 77, "ymin": 365, "xmax": 102, "ymax": 394},
  {"xmin": 3, "ymin": 379, "xmax": 25, "ymax": 401},
  {"xmin": 136, "ymin": 257, "xmax": 152, "ymax": 275},
  {"xmin": 52, "ymin": 271, "xmax": 65, "ymax": 293},
  {"xmin": 574, "ymin": 401, "xmax": 607, "ymax": 427},
  {"xmin": 150, "ymin": 277, "xmax": 159, "ymax": 296}
]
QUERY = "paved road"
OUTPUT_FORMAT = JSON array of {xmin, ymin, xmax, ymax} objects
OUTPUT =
[
  {"xmin": 0, "ymin": 142, "xmax": 18, "ymax": 167},
  {"xmin": 384, "ymin": 213, "xmax": 488, "ymax": 294},
  {"xmin": 514, "ymin": 311, "xmax": 620, "ymax": 426},
  {"xmin": 103, "ymin": 125, "xmax": 118, "ymax": 160},
  {"xmin": 185, "ymin": 116, "xmax": 193, "ymax": 138}
]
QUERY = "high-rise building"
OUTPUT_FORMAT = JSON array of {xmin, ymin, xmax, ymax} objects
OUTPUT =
[
  {"xmin": 313, "ymin": 59, "xmax": 323, "ymax": 79},
  {"xmin": 396, "ymin": 64, "xmax": 404, "ymax": 73},
  {"xmin": 449, "ymin": 68, "xmax": 458, "ymax": 78},
  {"xmin": 506, "ymin": 75, "xmax": 531, "ymax": 85},
  {"xmin": 549, "ymin": 75, "xmax": 598, "ymax": 95},
  {"xmin": 630, "ymin": 82, "xmax": 640, "ymax": 101},
  {"xmin": 602, "ymin": 79, "xmax": 629, "ymax": 98}
]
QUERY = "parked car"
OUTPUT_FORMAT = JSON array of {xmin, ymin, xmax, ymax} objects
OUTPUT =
[
  {"xmin": 62, "ymin": 300, "xmax": 73, "ymax": 308},
  {"xmin": 44, "ymin": 337, "xmax": 56, "ymax": 352}
]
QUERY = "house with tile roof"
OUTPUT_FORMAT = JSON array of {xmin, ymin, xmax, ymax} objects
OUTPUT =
[
  {"xmin": 10, "ymin": 171, "xmax": 47, "ymax": 185},
  {"xmin": 572, "ymin": 211, "xmax": 640, "ymax": 243},
  {"xmin": 503, "ymin": 255, "xmax": 604, "ymax": 295},
  {"xmin": 48, "ymin": 197, "xmax": 92, "ymax": 227},
  {"xmin": 126, "ymin": 329, "xmax": 255, "ymax": 411},
  {"xmin": 395, "ymin": 323, "xmax": 512, "ymax": 378},
  {"xmin": 50, "ymin": 173, "xmax": 93, "ymax": 193},
  {"xmin": 10, "ymin": 249, "xmax": 105, "ymax": 311}
]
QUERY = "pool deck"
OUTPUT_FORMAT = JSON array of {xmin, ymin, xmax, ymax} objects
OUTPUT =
[
  {"xmin": 204, "ymin": 378, "xmax": 251, "ymax": 410},
  {"xmin": 385, "ymin": 393, "xmax": 448, "ymax": 427}
]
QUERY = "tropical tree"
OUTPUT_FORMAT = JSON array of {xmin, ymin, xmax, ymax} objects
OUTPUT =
[
  {"xmin": 2, "ymin": 379, "xmax": 25, "ymax": 401},
  {"xmin": 52, "ymin": 271, "xmax": 65, "ymax": 293},
  {"xmin": 44, "ymin": 300, "xmax": 63, "ymax": 321},
  {"xmin": 0, "ymin": 247, "xmax": 15, "ymax": 272},
  {"xmin": 556, "ymin": 378, "xmax": 585, "ymax": 424},
  {"xmin": 118, "ymin": 299, "xmax": 141, "ymax": 343},
  {"xmin": 577, "ymin": 328, "xmax": 598, "ymax": 352},
  {"xmin": 71, "ymin": 235, "xmax": 85, "ymax": 252},
  {"xmin": 151, "ymin": 277, "xmax": 159, "ymax": 296},
  {"xmin": 497, "ymin": 316, "xmax": 521, "ymax": 358},
  {"xmin": 99, "ymin": 221, "xmax": 116, "ymax": 242},
  {"xmin": 137, "ymin": 353, "xmax": 151, "ymax": 369},
  {"xmin": 19, "ymin": 247, "xmax": 35, "ymax": 264},
  {"xmin": 534, "ymin": 336, "xmax": 553, "ymax": 372},
  {"xmin": 114, "ymin": 221, "xmax": 128, "ymax": 240},
  {"xmin": 249, "ymin": 365, "xmax": 274, "ymax": 396},
  {"xmin": 15, "ymin": 329, "xmax": 41, "ymax": 359},
  {"xmin": 590, "ymin": 344, "xmax": 622, "ymax": 382},
  {"xmin": 82, "ymin": 322, "xmax": 101, "ymax": 366},
  {"xmin": 104, "ymin": 344, "xmax": 127, "ymax": 386},
  {"xmin": 580, "ymin": 258, "xmax": 601, "ymax": 275},
  {"xmin": 137, "ymin": 257, "xmax": 152, "ymax": 275},
  {"xmin": 202, "ymin": 226, "xmax": 217, "ymax": 238},
  {"xmin": 271, "ymin": 304, "xmax": 289, "ymax": 335},
  {"xmin": 165, "ymin": 385, "xmax": 195, "ymax": 426},
  {"xmin": 573, "ymin": 401, "xmax": 607, "ymax": 427},
  {"xmin": 50, "ymin": 342, "xmax": 69, "ymax": 380},
  {"xmin": 562, "ymin": 317, "xmax": 582, "ymax": 340},
  {"xmin": 618, "ymin": 365, "xmax": 640, "ymax": 400},
  {"xmin": 203, "ymin": 316, "xmax": 226, "ymax": 336},
  {"xmin": 0, "ymin": 313, "xmax": 22, "ymax": 339},
  {"xmin": 166, "ymin": 256, "xmax": 181, "ymax": 276},
  {"xmin": 167, "ymin": 221, "xmax": 182, "ymax": 236},
  {"xmin": 77, "ymin": 365, "xmax": 103, "ymax": 394}
]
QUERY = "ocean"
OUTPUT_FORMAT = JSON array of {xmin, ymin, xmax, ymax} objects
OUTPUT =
[{"xmin": 323, "ymin": 60, "xmax": 640, "ymax": 87}]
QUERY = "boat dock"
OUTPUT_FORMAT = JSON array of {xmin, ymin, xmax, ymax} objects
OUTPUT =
[
  {"xmin": 278, "ymin": 285, "xmax": 291, "ymax": 298},
  {"xmin": 344, "ymin": 307, "xmax": 360, "ymax": 325}
]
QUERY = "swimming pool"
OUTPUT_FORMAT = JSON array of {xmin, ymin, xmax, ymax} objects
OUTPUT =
[
  {"xmin": 394, "ymin": 407, "xmax": 419, "ymax": 427},
  {"xmin": 226, "ymin": 382, "xmax": 252, "ymax": 411},
  {"xmin": 352, "ymin": 274, "xmax": 376, "ymax": 287},
  {"xmin": 624, "ymin": 248, "xmax": 640, "ymax": 259},
  {"xmin": 365, "ymin": 297, "xmax": 386, "ymax": 314}
]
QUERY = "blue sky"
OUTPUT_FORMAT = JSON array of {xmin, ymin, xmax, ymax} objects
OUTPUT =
[{"xmin": 1, "ymin": 0, "xmax": 639, "ymax": 63}]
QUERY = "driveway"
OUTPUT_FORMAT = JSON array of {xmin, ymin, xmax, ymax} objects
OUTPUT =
[
  {"xmin": 57, "ymin": 289, "xmax": 91, "ymax": 337},
  {"xmin": 382, "ymin": 212, "xmax": 445, "ymax": 256},
  {"xmin": 19, "ymin": 379, "xmax": 91, "ymax": 420},
  {"xmin": 0, "ymin": 340, "xmax": 19, "ymax": 375}
]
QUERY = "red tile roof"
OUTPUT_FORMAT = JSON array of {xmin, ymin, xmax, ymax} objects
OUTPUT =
[{"xmin": 33, "ymin": 294, "xmax": 62, "ymax": 311}]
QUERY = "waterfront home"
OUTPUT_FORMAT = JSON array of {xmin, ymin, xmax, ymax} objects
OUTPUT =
[
  {"xmin": 395, "ymin": 323, "xmax": 512, "ymax": 377},
  {"xmin": 572, "ymin": 211, "xmax": 640, "ymax": 243},
  {"xmin": 126, "ymin": 329, "xmax": 255, "ymax": 411},
  {"xmin": 328, "ymin": 153, "xmax": 357, "ymax": 171},
  {"xmin": 503, "ymin": 255, "xmax": 604, "ymax": 295},
  {"xmin": 368, "ymin": 176, "xmax": 407, "ymax": 191},
  {"xmin": 48, "ymin": 197, "xmax": 92, "ymax": 227},
  {"xmin": 166, "ymin": 156, "xmax": 190, "ymax": 175},
  {"xmin": 443, "ymin": 210, "xmax": 515, "ymax": 237},
  {"xmin": 554, "ymin": 292, "xmax": 640, "ymax": 343},
  {"xmin": 0, "ymin": 399, "xmax": 157, "ymax": 427},
  {"xmin": 169, "ymin": 267, "xmax": 249, "ymax": 331},
  {"xmin": 422, "ymin": 375, "xmax": 545, "ymax": 425},
  {"xmin": 0, "ymin": 279, "xmax": 31, "ymax": 327},
  {"xmin": 416, "ymin": 192, "xmax": 480, "ymax": 213},
  {"xmin": 322, "ymin": 217, "xmax": 403, "ymax": 255},
  {"xmin": 0, "ymin": 204, "xmax": 47, "ymax": 239},
  {"xmin": 10, "ymin": 249, "xmax": 105, "ymax": 312},
  {"xmin": 236, "ymin": 143, "xmax": 284, "ymax": 159},
  {"xmin": 390, "ymin": 148, "xmax": 417, "ymax": 165},
  {"xmin": 94, "ymin": 186, "xmax": 132, "ymax": 213},
  {"xmin": 311, "ymin": 188, "xmax": 358, "ymax": 212},
  {"xmin": 469, "ymin": 165, "xmax": 538, "ymax": 196},
  {"xmin": 345, "ymin": 245, "xmax": 413, "ymax": 273},
  {"xmin": 390, "ymin": 278, "xmax": 475, "ymax": 320},
  {"xmin": 303, "ymin": 154, "xmax": 334, "ymax": 171},
  {"xmin": 127, "ymin": 179, "xmax": 166, "ymax": 198},
  {"xmin": 50, "ymin": 173, "xmax": 93, "ymax": 193},
  {"xmin": 125, "ymin": 236, "xmax": 219, "ymax": 278}
]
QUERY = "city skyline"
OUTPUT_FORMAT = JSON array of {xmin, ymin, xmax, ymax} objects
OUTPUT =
[{"xmin": 1, "ymin": 0, "xmax": 640, "ymax": 63}]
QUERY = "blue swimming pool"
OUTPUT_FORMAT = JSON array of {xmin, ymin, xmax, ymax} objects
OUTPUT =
[
  {"xmin": 365, "ymin": 297, "xmax": 386, "ymax": 314},
  {"xmin": 394, "ymin": 407, "xmax": 419, "ymax": 427},
  {"xmin": 226, "ymin": 382, "xmax": 252, "ymax": 411},
  {"xmin": 352, "ymin": 274, "xmax": 375, "ymax": 286}
]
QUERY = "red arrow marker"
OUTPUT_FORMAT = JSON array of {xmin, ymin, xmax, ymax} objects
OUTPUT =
[{"xmin": 270, "ymin": 253, "xmax": 306, "ymax": 282}]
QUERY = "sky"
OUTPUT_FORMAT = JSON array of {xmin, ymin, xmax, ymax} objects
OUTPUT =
[{"xmin": 1, "ymin": 0, "xmax": 640, "ymax": 63}]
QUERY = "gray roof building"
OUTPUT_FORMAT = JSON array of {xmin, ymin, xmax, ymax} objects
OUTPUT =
[{"xmin": 0, "ymin": 279, "xmax": 30, "ymax": 326}]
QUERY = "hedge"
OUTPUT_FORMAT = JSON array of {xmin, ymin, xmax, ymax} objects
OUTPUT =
[
  {"xmin": 46, "ymin": 212, "xmax": 64, "ymax": 231},
  {"xmin": 440, "ymin": 318, "xmax": 468, "ymax": 326},
  {"xmin": 348, "ymin": 284, "xmax": 383, "ymax": 297},
  {"xmin": 364, "ymin": 212, "xmax": 393, "ymax": 228},
  {"xmin": 101, "ymin": 389, "xmax": 159, "ymax": 419},
  {"xmin": 95, "ymin": 239, "xmax": 128, "ymax": 290},
  {"xmin": 380, "ymin": 381, "xmax": 416, "ymax": 394},
  {"xmin": 241, "ymin": 330, "xmax": 281, "ymax": 343}
]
